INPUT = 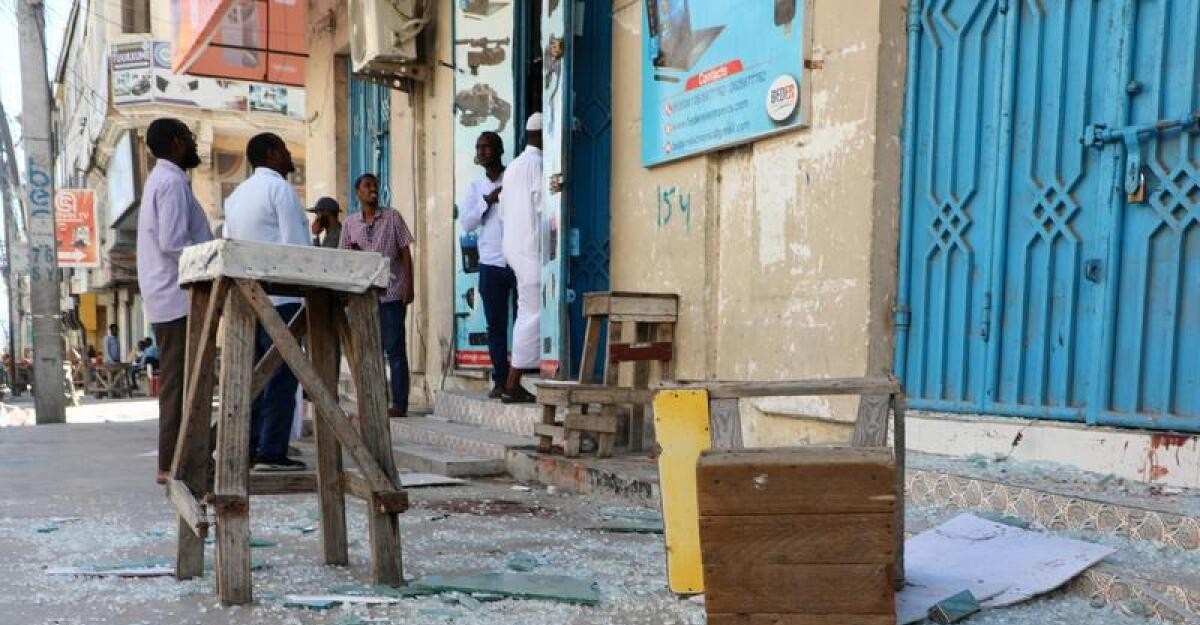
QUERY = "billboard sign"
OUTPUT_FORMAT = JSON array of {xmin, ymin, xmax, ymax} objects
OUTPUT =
[
  {"xmin": 172, "ymin": 0, "xmax": 307, "ymax": 87},
  {"xmin": 641, "ymin": 0, "xmax": 811, "ymax": 166},
  {"xmin": 55, "ymin": 189, "xmax": 100, "ymax": 268}
]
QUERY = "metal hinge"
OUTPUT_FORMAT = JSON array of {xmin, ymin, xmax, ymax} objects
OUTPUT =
[
  {"xmin": 893, "ymin": 306, "xmax": 911, "ymax": 330},
  {"xmin": 980, "ymin": 292, "xmax": 992, "ymax": 342}
]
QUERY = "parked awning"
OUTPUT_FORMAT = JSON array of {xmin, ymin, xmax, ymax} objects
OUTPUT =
[{"xmin": 172, "ymin": 0, "xmax": 307, "ymax": 87}]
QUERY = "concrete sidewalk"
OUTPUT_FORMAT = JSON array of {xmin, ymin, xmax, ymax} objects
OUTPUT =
[{"xmin": 0, "ymin": 418, "xmax": 701, "ymax": 625}]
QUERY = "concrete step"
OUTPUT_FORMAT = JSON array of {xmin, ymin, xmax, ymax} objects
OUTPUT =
[
  {"xmin": 390, "ymin": 415, "xmax": 534, "ymax": 460},
  {"xmin": 434, "ymin": 389, "xmax": 545, "ymax": 437},
  {"xmin": 506, "ymin": 449, "xmax": 660, "ymax": 506},
  {"xmin": 392, "ymin": 441, "xmax": 505, "ymax": 477}
]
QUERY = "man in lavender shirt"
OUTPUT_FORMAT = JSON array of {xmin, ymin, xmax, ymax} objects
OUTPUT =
[{"xmin": 137, "ymin": 118, "xmax": 214, "ymax": 484}]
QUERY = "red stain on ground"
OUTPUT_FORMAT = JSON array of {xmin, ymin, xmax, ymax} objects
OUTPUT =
[{"xmin": 1150, "ymin": 465, "xmax": 1171, "ymax": 480}]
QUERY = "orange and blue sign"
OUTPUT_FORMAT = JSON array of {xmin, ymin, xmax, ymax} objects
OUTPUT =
[{"xmin": 642, "ymin": 0, "xmax": 810, "ymax": 166}]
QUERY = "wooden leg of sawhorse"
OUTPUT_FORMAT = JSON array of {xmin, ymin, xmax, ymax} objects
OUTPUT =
[
  {"xmin": 536, "ymin": 404, "xmax": 556, "ymax": 453},
  {"xmin": 213, "ymin": 288, "xmax": 256, "ymax": 605},
  {"xmin": 309, "ymin": 292, "xmax": 348, "ymax": 566},
  {"xmin": 577, "ymin": 315, "xmax": 602, "ymax": 383},
  {"xmin": 627, "ymin": 322, "xmax": 651, "ymax": 453},
  {"xmin": 173, "ymin": 280, "xmax": 224, "ymax": 579},
  {"xmin": 347, "ymin": 294, "xmax": 403, "ymax": 585}
]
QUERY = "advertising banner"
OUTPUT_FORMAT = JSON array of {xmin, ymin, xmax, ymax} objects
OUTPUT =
[
  {"xmin": 641, "ymin": 0, "xmax": 810, "ymax": 166},
  {"xmin": 55, "ymin": 189, "xmax": 100, "ymax": 268},
  {"xmin": 451, "ymin": 1, "xmax": 517, "ymax": 370},
  {"xmin": 111, "ymin": 39, "xmax": 304, "ymax": 119},
  {"xmin": 539, "ymin": 0, "xmax": 568, "ymax": 377},
  {"xmin": 172, "ymin": 0, "xmax": 307, "ymax": 87}
]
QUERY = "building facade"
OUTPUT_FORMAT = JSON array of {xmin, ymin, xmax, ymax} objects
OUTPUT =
[{"xmin": 53, "ymin": 0, "xmax": 307, "ymax": 360}]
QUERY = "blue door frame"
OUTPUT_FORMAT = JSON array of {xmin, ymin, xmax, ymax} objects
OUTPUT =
[
  {"xmin": 349, "ymin": 65, "xmax": 391, "ymax": 213},
  {"xmin": 897, "ymin": 0, "xmax": 1200, "ymax": 431}
]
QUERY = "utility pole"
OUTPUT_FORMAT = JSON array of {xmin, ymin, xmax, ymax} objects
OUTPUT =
[
  {"xmin": 16, "ymin": 0, "xmax": 65, "ymax": 423},
  {"xmin": 0, "ymin": 106, "xmax": 20, "ymax": 388}
]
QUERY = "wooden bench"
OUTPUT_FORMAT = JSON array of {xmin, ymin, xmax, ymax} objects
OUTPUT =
[
  {"xmin": 532, "ymin": 383, "xmax": 655, "ymax": 457},
  {"xmin": 169, "ymin": 239, "xmax": 407, "ymax": 605}
]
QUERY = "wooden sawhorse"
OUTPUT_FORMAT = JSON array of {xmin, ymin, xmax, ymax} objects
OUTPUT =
[
  {"xmin": 168, "ymin": 239, "xmax": 408, "ymax": 605},
  {"xmin": 574, "ymin": 292, "xmax": 678, "ymax": 452}
]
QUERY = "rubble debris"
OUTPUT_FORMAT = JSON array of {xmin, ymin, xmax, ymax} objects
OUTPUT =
[
  {"xmin": 411, "ymin": 572, "xmax": 603, "ymax": 605},
  {"xmin": 45, "ymin": 558, "xmax": 174, "ymax": 578},
  {"xmin": 283, "ymin": 593, "xmax": 403, "ymax": 606},
  {"xmin": 282, "ymin": 596, "xmax": 341, "ymax": 609},
  {"xmin": 507, "ymin": 552, "xmax": 541, "ymax": 572},
  {"xmin": 928, "ymin": 590, "xmax": 981, "ymax": 624},
  {"xmin": 419, "ymin": 498, "xmax": 550, "ymax": 517},
  {"xmin": 587, "ymin": 518, "xmax": 664, "ymax": 534},
  {"xmin": 398, "ymin": 472, "xmax": 467, "ymax": 488}
]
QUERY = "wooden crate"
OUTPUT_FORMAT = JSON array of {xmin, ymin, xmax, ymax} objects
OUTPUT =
[{"xmin": 697, "ymin": 448, "xmax": 897, "ymax": 624}]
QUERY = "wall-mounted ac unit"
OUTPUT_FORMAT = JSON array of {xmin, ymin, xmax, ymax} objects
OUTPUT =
[{"xmin": 350, "ymin": 0, "xmax": 430, "ymax": 75}]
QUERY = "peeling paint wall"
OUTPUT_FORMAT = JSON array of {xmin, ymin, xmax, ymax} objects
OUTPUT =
[{"xmin": 304, "ymin": 1, "xmax": 906, "ymax": 425}]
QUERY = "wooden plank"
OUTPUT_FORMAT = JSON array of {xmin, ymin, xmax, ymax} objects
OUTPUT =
[
  {"xmin": 596, "ymin": 432, "xmax": 615, "ymax": 457},
  {"xmin": 577, "ymin": 315, "xmax": 603, "ymax": 383},
  {"xmin": 346, "ymin": 292, "xmax": 404, "ymax": 586},
  {"xmin": 708, "ymin": 398, "xmax": 744, "ymax": 450},
  {"xmin": 697, "ymin": 448, "xmax": 895, "ymax": 517},
  {"xmin": 179, "ymin": 239, "xmax": 389, "ymax": 292},
  {"xmin": 306, "ymin": 291, "xmax": 348, "ymax": 566},
  {"xmin": 628, "ymin": 323, "xmax": 652, "ymax": 452},
  {"xmin": 706, "ymin": 614, "xmax": 894, "ymax": 625},
  {"xmin": 650, "ymin": 322, "xmax": 676, "ymax": 383},
  {"xmin": 248, "ymin": 472, "xmax": 317, "ymax": 495},
  {"xmin": 653, "ymin": 389, "xmax": 712, "ymax": 594},
  {"xmin": 536, "ymin": 405, "xmax": 557, "ymax": 453},
  {"xmin": 564, "ymin": 411, "xmax": 619, "ymax": 434},
  {"xmin": 173, "ymin": 281, "xmax": 222, "ymax": 580},
  {"xmin": 851, "ymin": 394, "xmax": 891, "ymax": 447},
  {"xmin": 704, "ymin": 563, "xmax": 894, "ymax": 615},
  {"xmin": 608, "ymin": 293, "xmax": 679, "ymax": 319},
  {"xmin": 698, "ymin": 514, "xmax": 894, "ymax": 566},
  {"xmin": 581, "ymin": 292, "xmax": 611, "ymax": 317},
  {"xmin": 250, "ymin": 306, "xmax": 308, "ymax": 398},
  {"xmin": 687, "ymin": 378, "xmax": 903, "ymax": 399},
  {"xmin": 213, "ymin": 287, "xmax": 255, "ymax": 606},
  {"xmin": 233, "ymin": 280, "xmax": 394, "ymax": 493},
  {"xmin": 535, "ymin": 383, "xmax": 655, "ymax": 406},
  {"xmin": 564, "ymin": 429, "xmax": 582, "ymax": 457},
  {"xmin": 344, "ymin": 471, "xmax": 409, "ymax": 513},
  {"xmin": 608, "ymin": 341, "xmax": 674, "ymax": 364},
  {"xmin": 534, "ymin": 423, "xmax": 565, "ymax": 439},
  {"xmin": 166, "ymin": 479, "xmax": 209, "ymax": 538}
]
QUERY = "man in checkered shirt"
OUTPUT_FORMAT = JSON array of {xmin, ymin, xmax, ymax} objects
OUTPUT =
[{"xmin": 340, "ymin": 173, "xmax": 416, "ymax": 417}]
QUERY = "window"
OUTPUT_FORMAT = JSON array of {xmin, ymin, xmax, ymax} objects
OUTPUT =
[{"xmin": 121, "ymin": 0, "xmax": 151, "ymax": 34}]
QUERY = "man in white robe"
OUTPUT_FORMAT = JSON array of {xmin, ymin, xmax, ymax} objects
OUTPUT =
[{"xmin": 498, "ymin": 113, "xmax": 544, "ymax": 403}]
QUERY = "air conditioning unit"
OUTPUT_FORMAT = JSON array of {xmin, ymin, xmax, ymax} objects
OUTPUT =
[{"xmin": 350, "ymin": 0, "xmax": 429, "ymax": 73}]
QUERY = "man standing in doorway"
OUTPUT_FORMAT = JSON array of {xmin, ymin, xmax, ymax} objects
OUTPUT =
[
  {"xmin": 308, "ymin": 196, "xmax": 343, "ymax": 248},
  {"xmin": 223, "ymin": 133, "xmax": 310, "ymax": 471},
  {"xmin": 340, "ymin": 174, "xmax": 416, "ymax": 417},
  {"xmin": 137, "ymin": 117, "xmax": 214, "ymax": 485},
  {"xmin": 103, "ymin": 324, "xmax": 121, "ymax": 364},
  {"xmin": 461, "ymin": 131, "xmax": 515, "ymax": 399},
  {"xmin": 498, "ymin": 113, "xmax": 543, "ymax": 404}
]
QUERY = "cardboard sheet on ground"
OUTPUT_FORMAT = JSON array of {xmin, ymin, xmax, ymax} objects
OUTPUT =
[{"xmin": 897, "ymin": 513, "xmax": 1116, "ymax": 624}]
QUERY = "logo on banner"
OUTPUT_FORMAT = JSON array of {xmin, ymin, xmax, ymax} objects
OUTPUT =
[{"xmin": 766, "ymin": 74, "xmax": 799, "ymax": 122}]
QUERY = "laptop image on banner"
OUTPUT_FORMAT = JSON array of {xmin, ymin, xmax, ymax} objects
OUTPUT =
[{"xmin": 647, "ymin": 0, "xmax": 725, "ymax": 74}]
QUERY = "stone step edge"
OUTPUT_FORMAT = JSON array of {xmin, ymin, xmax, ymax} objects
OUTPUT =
[
  {"xmin": 390, "ymin": 418, "xmax": 536, "ymax": 461},
  {"xmin": 504, "ymin": 449, "xmax": 659, "ymax": 506},
  {"xmin": 908, "ymin": 467, "xmax": 1200, "ymax": 552},
  {"xmin": 391, "ymin": 442, "xmax": 506, "ymax": 477}
]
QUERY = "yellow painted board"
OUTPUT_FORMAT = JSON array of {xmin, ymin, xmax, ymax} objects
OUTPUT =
[{"xmin": 653, "ymin": 389, "xmax": 711, "ymax": 595}]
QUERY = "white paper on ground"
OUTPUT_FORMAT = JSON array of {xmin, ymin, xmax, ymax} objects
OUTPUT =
[
  {"xmin": 399, "ymin": 473, "xmax": 467, "ymax": 488},
  {"xmin": 897, "ymin": 513, "xmax": 1116, "ymax": 624}
]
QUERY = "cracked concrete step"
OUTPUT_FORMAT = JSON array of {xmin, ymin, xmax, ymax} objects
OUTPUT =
[
  {"xmin": 392, "ymin": 441, "xmax": 505, "ymax": 477},
  {"xmin": 390, "ymin": 416, "xmax": 534, "ymax": 461},
  {"xmin": 434, "ymin": 390, "xmax": 545, "ymax": 437}
]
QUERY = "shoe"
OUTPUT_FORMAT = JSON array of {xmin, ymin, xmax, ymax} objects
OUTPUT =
[
  {"xmin": 388, "ymin": 407, "xmax": 408, "ymax": 418},
  {"xmin": 488, "ymin": 384, "xmax": 504, "ymax": 400},
  {"xmin": 501, "ymin": 386, "xmax": 537, "ymax": 404},
  {"xmin": 287, "ymin": 445, "xmax": 302, "ymax": 458},
  {"xmin": 155, "ymin": 470, "xmax": 168, "ymax": 485},
  {"xmin": 253, "ymin": 457, "xmax": 307, "ymax": 472}
]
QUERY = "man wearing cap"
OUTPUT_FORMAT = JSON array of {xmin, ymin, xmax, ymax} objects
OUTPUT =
[
  {"xmin": 309, "ymin": 197, "xmax": 343, "ymax": 248},
  {"xmin": 498, "ymin": 113, "xmax": 544, "ymax": 403}
]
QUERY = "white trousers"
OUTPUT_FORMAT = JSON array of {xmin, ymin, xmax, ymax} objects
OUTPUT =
[{"xmin": 510, "ymin": 255, "xmax": 541, "ymax": 370}]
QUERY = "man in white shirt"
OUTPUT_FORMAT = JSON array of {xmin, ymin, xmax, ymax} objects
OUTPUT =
[
  {"xmin": 498, "ymin": 113, "xmax": 544, "ymax": 403},
  {"xmin": 460, "ymin": 131, "xmax": 515, "ymax": 399},
  {"xmin": 223, "ymin": 132, "xmax": 310, "ymax": 471}
]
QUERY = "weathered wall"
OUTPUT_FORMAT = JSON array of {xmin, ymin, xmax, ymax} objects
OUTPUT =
[
  {"xmin": 304, "ymin": 0, "xmax": 352, "ymax": 214},
  {"xmin": 609, "ymin": 0, "xmax": 906, "ymax": 432},
  {"xmin": 305, "ymin": 1, "xmax": 906, "ymax": 421}
]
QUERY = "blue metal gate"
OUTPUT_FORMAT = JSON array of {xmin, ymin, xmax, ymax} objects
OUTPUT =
[
  {"xmin": 567, "ymin": 0, "xmax": 613, "ymax": 380},
  {"xmin": 898, "ymin": 0, "xmax": 1200, "ymax": 431},
  {"xmin": 349, "ymin": 66, "xmax": 391, "ymax": 212}
]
